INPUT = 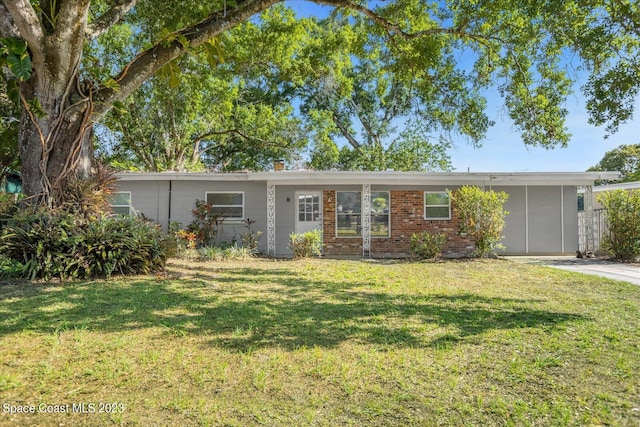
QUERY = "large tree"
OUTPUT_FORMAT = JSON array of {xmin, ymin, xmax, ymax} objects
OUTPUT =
[
  {"xmin": 589, "ymin": 144, "xmax": 640, "ymax": 183},
  {"xmin": 98, "ymin": 57, "xmax": 306, "ymax": 172},
  {"xmin": 1, "ymin": 0, "xmax": 638, "ymax": 204}
]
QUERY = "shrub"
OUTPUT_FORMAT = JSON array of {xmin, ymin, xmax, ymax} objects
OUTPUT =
[
  {"xmin": 240, "ymin": 218, "xmax": 263, "ymax": 254},
  {"xmin": 0, "ymin": 193, "xmax": 19, "ymax": 231},
  {"xmin": 0, "ymin": 208, "xmax": 175, "ymax": 280},
  {"xmin": 410, "ymin": 232, "xmax": 447, "ymax": 259},
  {"xmin": 175, "ymin": 229, "xmax": 198, "ymax": 249},
  {"xmin": 289, "ymin": 230, "xmax": 323, "ymax": 259},
  {"xmin": 56, "ymin": 163, "xmax": 118, "ymax": 219},
  {"xmin": 187, "ymin": 199, "xmax": 222, "ymax": 247},
  {"xmin": 597, "ymin": 189, "xmax": 640, "ymax": 261},
  {"xmin": 0, "ymin": 254, "xmax": 24, "ymax": 279},
  {"xmin": 451, "ymin": 186, "xmax": 509, "ymax": 258}
]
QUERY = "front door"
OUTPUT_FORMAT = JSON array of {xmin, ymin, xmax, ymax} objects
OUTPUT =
[{"xmin": 295, "ymin": 191, "xmax": 323, "ymax": 235}]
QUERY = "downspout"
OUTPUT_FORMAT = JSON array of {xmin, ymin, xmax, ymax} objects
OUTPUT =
[
  {"xmin": 168, "ymin": 180, "xmax": 173, "ymax": 230},
  {"xmin": 525, "ymin": 185, "xmax": 529, "ymax": 254},
  {"xmin": 560, "ymin": 185, "xmax": 565, "ymax": 254},
  {"xmin": 156, "ymin": 180, "xmax": 161, "ymax": 224}
]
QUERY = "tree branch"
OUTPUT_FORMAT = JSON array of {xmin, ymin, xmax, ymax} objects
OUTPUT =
[
  {"xmin": 194, "ymin": 129, "xmax": 240, "ymax": 145},
  {"xmin": 197, "ymin": 128, "xmax": 289, "ymax": 155},
  {"xmin": 313, "ymin": 0, "xmax": 507, "ymax": 47},
  {"xmin": 91, "ymin": 0, "xmax": 509, "ymax": 123},
  {"xmin": 117, "ymin": 117, "xmax": 156, "ymax": 171},
  {"xmin": 348, "ymin": 97, "xmax": 381, "ymax": 147},
  {"xmin": 92, "ymin": 0, "xmax": 282, "ymax": 118},
  {"xmin": 86, "ymin": 0, "xmax": 139, "ymax": 40},
  {"xmin": 331, "ymin": 111, "xmax": 361, "ymax": 149},
  {"xmin": 0, "ymin": 3, "xmax": 19, "ymax": 38},
  {"xmin": 56, "ymin": 0, "xmax": 91, "ymax": 44}
]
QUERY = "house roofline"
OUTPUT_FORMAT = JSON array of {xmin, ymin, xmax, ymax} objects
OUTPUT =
[
  {"xmin": 115, "ymin": 170, "xmax": 621, "ymax": 186},
  {"xmin": 593, "ymin": 180, "xmax": 640, "ymax": 192}
]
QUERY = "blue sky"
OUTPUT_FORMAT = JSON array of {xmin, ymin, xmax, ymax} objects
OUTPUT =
[
  {"xmin": 284, "ymin": 1, "xmax": 640, "ymax": 173},
  {"xmin": 449, "ymin": 91, "xmax": 640, "ymax": 173}
]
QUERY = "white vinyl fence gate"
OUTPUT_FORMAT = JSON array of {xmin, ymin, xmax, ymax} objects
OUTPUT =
[{"xmin": 578, "ymin": 209, "xmax": 608, "ymax": 253}]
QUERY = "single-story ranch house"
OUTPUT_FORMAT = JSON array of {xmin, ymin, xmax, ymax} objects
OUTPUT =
[{"xmin": 114, "ymin": 170, "xmax": 619, "ymax": 258}]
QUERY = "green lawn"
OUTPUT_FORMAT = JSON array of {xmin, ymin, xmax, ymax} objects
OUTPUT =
[{"xmin": 1, "ymin": 258, "xmax": 639, "ymax": 426}]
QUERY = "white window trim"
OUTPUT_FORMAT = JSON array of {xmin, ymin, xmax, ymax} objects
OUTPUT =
[
  {"xmin": 336, "ymin": 191, "xmax": 363, "ymax": 239},
  {"xmin": 205, "ymin": 191, "xmax": 245, "ymax": 221},
  {"xmin": 424, "ymin": 191, "xmax": 451, "ymax": 220},
  {"xmin": 370, "ymin": 191, "xmax": 390, "ymax": 238},
  {"xmin": 110, "ymin": 191, "xmax": 132, "ymax": 215},
  {"xmin": 335, "ymin": 191, "xmax": 391, "ymax": 239}
]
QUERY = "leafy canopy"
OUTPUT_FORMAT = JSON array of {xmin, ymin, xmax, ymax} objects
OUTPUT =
[
  {"xmin": 589, "ymin": 144, "xmax": 640, "ymax": 183},
  {"xmin": 89, "ymin": 0, "xmax": 640, "ymax": 170},
  {"xmin": 1, "ymin": 0, "xmax": 639, "ymax": 175}
]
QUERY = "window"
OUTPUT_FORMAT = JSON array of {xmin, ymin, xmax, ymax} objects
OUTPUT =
[
  {"xmin": 206, "ymin": 192, "xmax": 244, "ymax": 220},
  {"xmin": 577, "ymin": 193, "xmax": 584, "ymax": 211},
  {"xmin": 337, "ymin": 191, "xmax": 361, "ymax": 237},
  {"xmin": 336, "ymin": 191, "xmax": 390, "ymax": 238},
  {"xmin": 371, "ymin": 191, "xmax": 390, "ymax": 237},
  {"xmin": 424, "ymin": 191, "xmax": 451, "ymax": 220},
  {"xmin": 298, "ymin": 193, "xmax": 321, "ymax": 222},
  {"xmin": 109, "ymin": 192, "xmax": 132, "ymax": 216}
]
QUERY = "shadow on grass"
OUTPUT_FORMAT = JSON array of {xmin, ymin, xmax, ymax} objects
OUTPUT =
[{"xmin": 0, "ymin": 265, "xmax": 585, "ymax": 351}]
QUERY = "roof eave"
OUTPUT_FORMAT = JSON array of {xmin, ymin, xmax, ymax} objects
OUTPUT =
[{"xmin": 115, "ymin": 171, "xmax": 621, "ymax": 186}]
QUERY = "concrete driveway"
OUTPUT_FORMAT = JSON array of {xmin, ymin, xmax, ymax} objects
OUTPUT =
[{"xmin": 507, "ymin": 256, "xmax": 640, "ymax": 286}]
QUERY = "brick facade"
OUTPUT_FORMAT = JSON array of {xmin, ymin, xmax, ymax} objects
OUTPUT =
[
  {"xmin": 322, "ymin": 191, "xmax": 363, "ymax": 256},
  {"xmin": 322, "ymin": 190, "xmax": 474, "ymax": 258}
]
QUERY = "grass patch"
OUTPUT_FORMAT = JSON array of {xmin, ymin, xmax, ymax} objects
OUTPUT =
[{"xmin": 0, "ymin": 258, "xmax": 639, "ymax": 426}]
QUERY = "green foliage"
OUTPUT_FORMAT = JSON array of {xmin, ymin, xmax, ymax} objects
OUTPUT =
[
  {"xmin": 0, "ymin": 253, "xmax": 24, "ymax": 279},
  {"xmin": 289, "ymin": 230, "xmax": 323, "ymax": 259},
  {"xmin": 55, "ymin": 164, "xmax": 118, "ymax": 219},
  {"xmin": 99, "ymin": 56, "xmax": 305, "ymax": 172},
  {"xmin": 452, "ymin": 186, "xmax": 510, "ymax": 258},
  {"xmin": 5, "ymin": 0, "xmax": 640, "ymax": 202},
  {"xmin": 187, "ymin": 199, "xmax": 222, "ymax": 247},
  {"xmin": 173, "ymin": 215, "xmax": 261, "ymax": 260},
  {"xmin": 173, "ymin": 229, "xmax": 198, "ymax": 260},
  {"xmin": 240, "ymin": 218, "xmax": 263, "ymax": 254},
  {"xmin": 0, "ymin": 209, "xmax": 175, "ymax": 280},
  {"xmin": 589, "ymin": 144, "xmax": 640, "ymax": 183},
  {"xmin": 309, "ymin": 129, "xmax": 453, "ymax": 172},
  {"xmin": 0, "ymin": 258, "xmax": 639, "ymax": 425},
  {"xmin": 384, "ymin": 130, "xmax": 453, "ymax": 172},
  {"xmin": 0, "ymin": 193, "xmax": 19, "ymax": 230},
  {"xmin": 0, "ymin": 37, "xmax": 32, "ymax": 81},
  {"xmin": 597, "ymin": 189, "xmax": 640, "ymax": 262},
  {"xmin": 410, "ymin": 232, "xmax": 447, "ymax": 260}
]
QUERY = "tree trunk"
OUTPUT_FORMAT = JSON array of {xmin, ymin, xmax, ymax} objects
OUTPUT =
[
  {"xmin": 19, "ymin": 77, "xmax": 93, "ymax": 205},
  {"xmin": 8, "ymin": 0, "xmax": 284, "ymax": 204}
]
